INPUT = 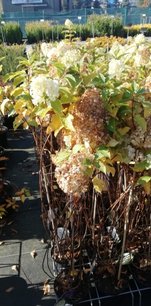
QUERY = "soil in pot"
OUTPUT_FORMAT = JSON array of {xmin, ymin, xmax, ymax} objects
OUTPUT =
[
  {"xmin": 0, "ymin": 125, "xmax": 8, "ymax": 148},
  {"xmin": 131, "ymin": 255, "xmax": 151, "ymax": 287},
  {"xmin": 93, "ymin": 262, "xmax": 129, "ymax": 295},
  {"xmin": 54, "ymin": 268, "xmax": 88, "ymax": 304}
]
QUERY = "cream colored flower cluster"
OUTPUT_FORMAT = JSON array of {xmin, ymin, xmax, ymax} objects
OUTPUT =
[
  {"xmin": 54, "ymin": 151, "xmax": 93, "ymax": 195},
  {"xmin": 30, "ymin": 75, "xmax": 59, "ymax": 106},
  {"xmin": 40, "ymin": 41, "xmax": 77, "ymax": 67},
  {"xmin": 108, "ymin": 35, "xmax": 151, "ymax": 81}
]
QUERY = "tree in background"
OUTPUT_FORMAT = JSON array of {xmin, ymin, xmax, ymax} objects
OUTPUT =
[
  {"xmin": 72, "ymin": 0, "xmax": 82, "ymax": 8},
  {"xmin": 61, "ymin": 0, "xmax": 69, "ymax": 10},
  {"xmin": 93, "ymin": 0, "xmax": 101, "ymax": 8},
  {"xmin": 82, "ymin": 0, "xmax": 92, "ymax": 8}
]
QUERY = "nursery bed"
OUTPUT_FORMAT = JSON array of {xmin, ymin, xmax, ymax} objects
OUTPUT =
[
  {"xmin": 77, "ymin": 277, "xmax": 151, "ymax": 306},
  {"xmin": 54, "ymin": 256, "xmax": 151, "ymax": 306},
  {"xmin": 55, "ymin": 275, "xmax": 151, "ymax": 306}
]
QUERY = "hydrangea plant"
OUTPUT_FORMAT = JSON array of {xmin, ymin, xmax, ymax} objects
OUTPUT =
[{"xmin": 1, "ymin": 32, "xmax": 151, "ymax": 289}]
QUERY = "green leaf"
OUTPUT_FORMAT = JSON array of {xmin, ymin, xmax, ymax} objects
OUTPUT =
[
  {"xmin": 135, "ymin": 114, "xmax": 147, "ymax": 132},
  {"xmin": 93, "ymin": 74, "xmax": 106, "ymax": 86},
  {"xmin": 131, "ymin": 81, "xmax": 139, "ymax": 94},
  {"xmin": 133, "ymin": 161, "xmax": 149, "ymax": 172},
  {"xmin": 137, "ymin": 176, "xmax": 151, "ymax": 185},
  {"xmin": 107, "ymin": 138, "xmax": 119, "ymax": 147},
  {"xmin": 52, "ymin": 150, "xmax": 70, "ymax": 165},
  {"xmin": 65, "ymin": 74, "xmax": 76, "ymax": 87},
  {"xmin": 50, "ymin": 100, "xmax": 63, "ymax": 114},
  {"xmin": 84, "ymin": 166, "xmax": 94, "ymax": 177},
  {"xmin": 142, "ymin": 100, "xmax": 151, "ymax": 118},
  {"xmin": 83, "ymin": 158, "xmax": 93, "ymax": 166},
  {"xmin": 60, "ymin": 86, "xmax": 72, "ymax": 96},
  {"xmin": 118, "ymin": 106, "xmax": 131, "ymax": 118},
  {"xmin": 117, "ymin": 127, "xmax": 130, "ymax": 136},
  {"xmin": 98, "ymin": 161, "xmax": 107, "ymax": 174},
  {"xmin": 53, "ymin": 62, "xmax": 65, "ymax": 75},
  {"xmin": 13, "ymin": 75, "xmax": 25, "ymax": 86},
  {"xmin": 107, "ymin": 118, "xmax": 117, "ymax": 133},
  {"xmin": 107, "ymin": 104, "xmax": 118, "ymax": 118},
  {"xmin": 36, "ymin": 107, "xmax": 51, "ymax": 118},
  {"xmin": 0, "ymin": 56, "xmax": 5, "ymax": 62},
  {"xmin": 3, "ymin": 70, "xmax": 25, "ymax": 82},
  {"xmin": 95, "ymin": 146, "xmax": 110, "ymax": 159},
  {"xmin": 82, "ymin": 72, "xmax": 96, "ymax": 86},
  {"xmin": 137, "ymin": 88, "xmax": 145, "ymax": 95},
  {"xmin": 122, "ymin": 90, "xmax": 132, "ymax": 100},
  {"xmin": 28, "ymin": 120, "xmax": 37, "ymax": 127}
]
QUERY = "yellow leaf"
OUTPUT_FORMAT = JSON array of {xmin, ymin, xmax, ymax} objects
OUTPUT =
[
  {"xmin": 11, "ymin": 87, "xmax": 23, "ymax": 97},
  {"xmin": 143, "ymin": 182, "xmax": 151, "ymax": 195},
  {"xmin": 0, "ymin": 93, "xmax": 3, "ymax": 102},
  {"xmin": 43, "ymin": 284, "xmax": 51, "ymax": 295},
  {"xmin": 49, "ymin": 114, "xmax": 63, "ymax": 135},
  {"xmin": 92, "ymin": 176, "xmax": 107, "ymax": 193},
  {"xmin": 64, "ymin": 113, "xmax": 75, "ymax": 132},
  {"xmin": 46, "ymin": 125, "xmax": 52, "ymax": 135},
  {"xmin": 105, "ymin": 163, "xmax": 115, "ymax": 176},
  {"xmin": 118, "ymin": 127, "xmax": 130, "ymax": 136},
  {"xmin": 144, "ymin": 107, "xmax": 151, "ymax": 118},
  {"xmin": 14, "ymin": 100, "xmax": 26, "ymax": 112},
  {"xmin": 15, "ymin": 189, "xmax": 24, "ymax": 196},
  {"xmin": 20, "ymin": 194, "xmax": 25, "ymax": 203}
]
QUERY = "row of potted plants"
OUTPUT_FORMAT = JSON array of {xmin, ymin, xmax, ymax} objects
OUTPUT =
[{"xmin": 1, "ymin": 15, "xmax": 151, "ymax": 45}]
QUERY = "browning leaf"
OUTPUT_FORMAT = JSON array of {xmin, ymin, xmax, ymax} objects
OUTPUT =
[{"xmin": 43, "ymin": 283, "xmax": 51, "ymax": 295}]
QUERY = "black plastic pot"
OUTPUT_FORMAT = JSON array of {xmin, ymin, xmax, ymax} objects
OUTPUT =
[
  {"xmin": 0, "ymin": 125, "xmax": 8, "ymax": 148},
  {"xmin": 54, "ymin": 269, "xmax": 88, "ymax": 304}
]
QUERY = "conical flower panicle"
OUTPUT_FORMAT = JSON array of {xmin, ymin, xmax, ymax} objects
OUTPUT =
[
  {"xmin": 72, "ymin": 88, "xmax": 108, "ymax": 148},
  {"xmin": 54, "ymin": 151, "xmax": 93, "ymax": 195}
]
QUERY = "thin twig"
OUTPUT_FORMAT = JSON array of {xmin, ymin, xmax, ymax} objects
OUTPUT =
[{"xmin": 117, "ymin": 187, "xmax": 133, "ymax": 280}]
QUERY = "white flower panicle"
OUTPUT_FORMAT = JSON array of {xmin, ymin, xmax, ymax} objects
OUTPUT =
[
  {"xmin": 108, "ymin": 58, "xmax": 125, "ymax": 79},
  {"xmin": 134, "ymin": 45, "xmax": 150, "ymax": 67},
  {"xmin": 145, "ymin": 75, "xmax": 151, "ymax": 92},
  {"xmin": 30, "ymin": 75, "xmax": 59, "ymax": 106},
  {"xmin": 41, "ymin": 42, "xmax": 52, "ymax": 57},
  {"xmin": 65, "ymin": 19, "xmax": 73, "ymax": 28},
  {"xmin": 44, "ymin": 41, "xmax": 72, "ymax": 66},
  {"xmin": 134, "ymin": 34, "xmax": 146, "ymax": 45},
  {"xmin": 61, "ymin": 49, "xmax": 81, "ymax": 68},
  {"xmin": 26, "ymin": 45, "xmax": 34, "ymax": 59}
]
